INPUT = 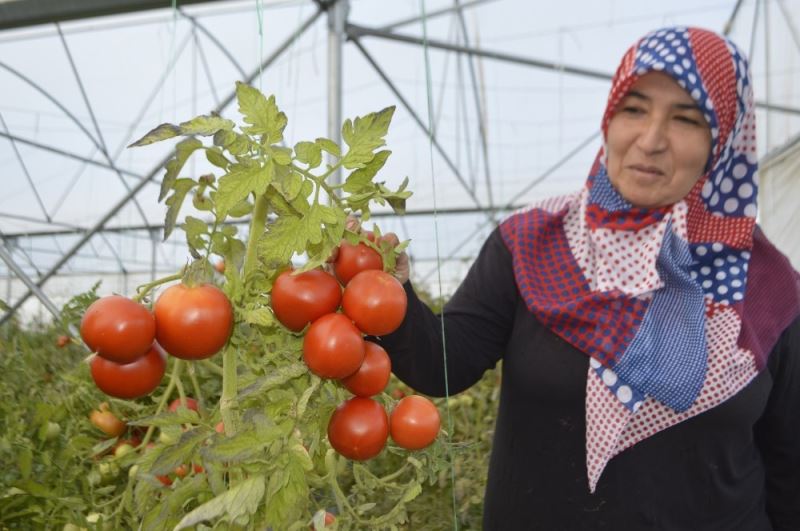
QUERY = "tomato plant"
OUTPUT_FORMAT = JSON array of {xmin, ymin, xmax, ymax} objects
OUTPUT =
[
  {"xmin": 333, "ymin": 241, "xmax": 383, "ymax": 285},
  {"xmin": 90, "ymin": 345, "xmax": 166, "ymax": 399},
  {"xmin": 327, "ymin": 397, "xmax": 389, "ymax": 461},
  {"xmin": 80, "ymin": 295, "xmax": 155, "ymax": 364},
  {"xmin": 342, "ymin": 270, "xmax": 407, "ymax": 336},
  {"xmin": 154, "ymin": 283, "xmax": 233, "ymax": 360},
  {"xmin": 89, "ymin": 404, "xmax": 126, "ymax": 437},
  {"xmin": 271, "ymin": 269, "xmax": 341, "ymax": 332},
  {"xmin": 390, "ymin": 395, "xmax": 441, "ymax": 450},
  {"xmin": 302, "ymin": 313, "xmax": 365, "ymax": 379},
  {"xmin": 340, "ymin": 341, "xmax": 391, "ymax": 397}
]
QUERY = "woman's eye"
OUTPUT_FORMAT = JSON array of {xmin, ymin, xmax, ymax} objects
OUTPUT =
[
  {"xmin": 621, "ymin": 106, "xmax": 644, "ymax": 115},
  {"xmin": 675, "ymin": 115, "xmax": 702, "ymax": 126}
]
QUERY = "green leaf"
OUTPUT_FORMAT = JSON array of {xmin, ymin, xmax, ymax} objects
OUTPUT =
[
  {"xmin": 128, "ymin": 123, "xmax": 181, "ymax": 147},
  {"xmin": 257, "ymin": 216, "xmax": 304, "ymax": 267},
  {"xmin": 238, "ymin": 362, "xmax": 307, "ymax": 401},
  {"xmin": 18, "ymin": 447, "xmax": 32, "ymax": 480},
  {"xmin": 236, "ymin": 82, "xmax": 287, "ymax": 143},
  {"xmin": 206, "ymin": 147, "xmax": 230, "ymax": 169},
  {"xmin": 183, "ymin": 216, "xmax": 209, "ymax": 253},
  {"xmin": 216, "ymin": 161, "xmax": 274, "ymax": 220},
  {"xmin": 243, "ymin": 307, "xmax": 275, "ymax": 328},
  {"xmin": 174, "ymin": 475, "xmax": 265, "ymax": 530},
  {"xmin": 341, "ymin": 106, "xmax": 395, "ymax": 169},
  {"xmin": 160, "ymin": 137, "xmax": 203, "ymax": 201},
  {"xmin": 271, "ymin": 146, "xmax": 293, "ymax": 166},
  {"xmin": 294, "ymin": 141, "xmax": 322, "ymax": 168},
  {"xmin": 178, "ymin": 114, "xmax": 236, "ymax": 136},
  {"xmin": 264, "ymin": 456, "xmax": 308, "ymax": 527},
  {"xmin": 202, "ymin": 424, "xmax": 282, "ymax": 464},
  {"xmin": 150, "ymin": 428, "xmax": 208, "ymax": 476},
  {"xmin": 227, "ymin": 198, "xmax": 254, "ymax": 218},
  {"xmin": 128, "ymin": 409, "xmax": 201, "ymax": 428},
  {"xmin": 343, "ymin": 150, "xmax": 391, "ymax": 193},
  {"xmin": 315, "ymin": 137, "xmax": 341, "ymax": 158},
  {"xmin": 272, "ymin": 168, "xmax": 304, "ymax": 203},
  {"xmin": 213, "ymin": 129, "xmax": 236, "ymax": 148},
  {"xmin": 163, "ymin": 178, "xmax": 197, "ymax": 240}
]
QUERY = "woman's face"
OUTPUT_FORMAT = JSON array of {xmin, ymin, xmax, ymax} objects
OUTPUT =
[{"xmin": 605, "ymin": 71, "xmax": 712, "ymax": 209}]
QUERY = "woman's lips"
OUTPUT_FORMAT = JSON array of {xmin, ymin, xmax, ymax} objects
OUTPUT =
[{"xmin": 628, "ymin": 164, "xmax": 664, "ymax": 175}]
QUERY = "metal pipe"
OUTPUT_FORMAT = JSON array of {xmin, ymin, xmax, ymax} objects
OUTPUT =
[
  {"xmin": 378, "ymin": 0, "xmax": 498, "ymax": 32},
  {"xmin": 0, "ymin": 244, "xmax": 61, "ymax": 321},
  {"xmin": 327, "ymin": 0, "xmax": 348, "ymax": 188}
]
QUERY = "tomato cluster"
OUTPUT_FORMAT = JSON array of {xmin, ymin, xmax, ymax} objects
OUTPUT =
[
  {"xmin": 81, "ymin": 283, "xmax": 233, "ymax": 399},
  {"xmin": 269, "ymin": 239, "xmax": 441, "ymax": 460}
]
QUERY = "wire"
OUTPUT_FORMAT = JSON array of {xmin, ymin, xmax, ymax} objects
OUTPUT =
[{"xmin": 418, "ymin": 1, "xmax": 459, "ymax": 529}]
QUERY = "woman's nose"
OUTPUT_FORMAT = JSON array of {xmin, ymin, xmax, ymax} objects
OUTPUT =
[{"xmin": 635, "ymin": 116, "xmax": 669, "ymax": 154}]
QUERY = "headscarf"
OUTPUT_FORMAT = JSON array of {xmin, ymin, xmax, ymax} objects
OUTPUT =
[{"xmin": 499, "ymin": 27, "xmax": 800, "ymax": 491}]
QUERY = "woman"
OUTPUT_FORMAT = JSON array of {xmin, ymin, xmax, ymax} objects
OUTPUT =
[{"xmin": 378, "ymin": 27, "xmax": 800, "ymax": 529}]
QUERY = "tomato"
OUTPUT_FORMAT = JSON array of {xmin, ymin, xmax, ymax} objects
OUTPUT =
[
  {"xmin": 340, "ymin": 341, "xmax": 391, "ymax": 397},
  {"xmin": 333, "ymin": 241, "xmax": 383, "ymax": 285},
  {"xmin": 214, "ymin": 259, "xmax": 225, "ymax": 274},
  {"xmin": 154, "ymin": 283, "xmax": 233, "ymax": 360},
  {"xmin": 113, "ymin": 442, "xmax": 135, "ymax": 458},
  {"xmin": 168, "ymin": 397, "xmax": 199, "ymax": 412},
  {"xmin": 80, "ymin": 295, "xmax": 156, "ymax": 364},
  {"xmin": 90, "ymin": 345, "xmax": 166, "ymax": 399},
  {"xmin": 157, "ymin": 475, "xmax": 173, "ymax": 486},
  {"xmin": 174, "ymin": 464, "xmax": 189, "ymax": 478},
  {"xmin": 342, "ymin": 270, "xmax": 407, "ymax": 336},
  {"xmin": 302, "ymin": 313, "xmax": 365, "ymax": 379},
  {"xmin": 390, "ymin": 389, "xmax": 406, "ymax": 400},
  {"xmin": 89, "ymin": 406, "xmax": 126, "ymax": 437},
  {"xmin": 310, "ymin": 510, "xmax": 336, "ymax": 530},
  {"xmin": 56, "ymin": 335, "xmax": 70, "ymax": 348},
  {"xmin": 193, "ymin": 464, "xmax": 204, "ymax": 474},
  {"xmin": 327, "ymin": 397, "xmax": 389, "ymax": 461},
  {"xmin": 214, "ymin": 421, "xmax": 225, "ymax": 434},
  {"xmin": 389, "ymin": 395, "xmax": 441, "ymax": 450},
  {"xmin": 271, "ymin": 269, "xmax": 342, "ymax": 332}
]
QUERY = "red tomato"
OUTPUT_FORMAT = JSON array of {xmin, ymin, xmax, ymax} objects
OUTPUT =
[
  {"xmin": 80, "ymin": 295, "xmax": 155, "ymax": 364},
  {"xmin": 174, "ymin": 464, "xmax": 189, "ymax": 478},
  {"xmin": 214, "ymin": 421, "xmax": 225, "ymax": 434},
  {"xmin": 168, "ymin": 397, "xmax": 199, "ymax": 412},
  {"xmin": 154, "ymin": 284, "xmax": 233, "ymax": 360},
  {"xmin": 340, "ymin": 341, "xmax": 391, "ymax": 397},
  {"xmin": 389, "ymin": 395, "xmax": 441, "ymax": 450},
  {"xmin": 271, "ymin": 269, "xmax": 342, "ymax": 332},
  {"xmin": 333, "ymin": 241, "xmax": 383, "ymax": 285},
  {"xmin": 90, "ymin": 345, "xmax": 166, "ymax": 399},
  {"xmin": 56, "ymin": 335, "xmax": 70, "ymax": 348},
  {"xmin": 342, "ymin": 270, "xmax": 407, "ymax": 336},
  {"xmin": 157, "ymin": 475, "xmax": 173, "ymax": 486},
  {"xmin": 214, "ymin": 260, "xmax": 225, "ymax": 274},
  {"xmin": 89, "ymin": 409, "xmax": 126, "ymax": 437},
  {"xmin": 327, "ymin": 397, "xmax": 389, "ymax": 460},
  {"xmin": 310, "ymin": 511, "xmax": 336, "ymax": 530},
  {"xmin": 303, "ymin": 314, "xmax": 365, "ymax": 379}
]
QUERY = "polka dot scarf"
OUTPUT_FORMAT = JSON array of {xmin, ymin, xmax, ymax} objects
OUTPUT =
[{"xmin": 499, "ymin": 27, "xmax": 800, "ymax": 491}]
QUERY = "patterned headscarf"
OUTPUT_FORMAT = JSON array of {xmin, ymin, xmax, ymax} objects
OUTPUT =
[{"xmin": 499, "ymin": 27, "xmax": 800, "ymax": 491}]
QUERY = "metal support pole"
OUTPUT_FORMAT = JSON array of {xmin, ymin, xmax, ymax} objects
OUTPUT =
[
  {"xmin": 0, "ymin": 244, "xmax": 61, "ymax": 321},
  {"xmin": 328, "ymin": 0, "xmax": 348, "ymax": 188},
  {"xmin": 150, "ymin": 228, "xmax": 159, "ymax": 282}
]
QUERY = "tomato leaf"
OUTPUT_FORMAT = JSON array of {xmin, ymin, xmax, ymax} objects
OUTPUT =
[
  {"xmin": 178, "ymin": 114, "xmax": 235, "ymax": 136},
  {"xmin": 149, "ymin": 428, "xmax": 208, "ymax": 476},
  {"xmin": 215, "ymin": 161, "xmax": 274, "ymax": 220},
  {"xmin": 264, "ymin": 454, "xmax": 309, "ymax": 528},
  {"xmin": 341, "ymin": 106, "xmax": 395, "ymax": 169},
  {"xmin": 294, "ymin": 141, "xmax": 322, "ymax": 169},
  {"xmin": 163, "ymin": 178, "xmax": 197, "ymax": 240},
  {"xmin": 183, "ymin": 216, "xmax": 209, "ymax": 253},
  {"xmin": 257, "ymin": 216, "xmax": 304, "ymax": 267},
  {"xmin": 238, "ymin": 362, "xmax": 307, "ymax": 401},
  {"xmin": 160, "ymin": 137, "xmax": 203, "ymax": 201},
  {"xmin": 270, "ymin": 146, "xmax": 293, "ymax": 166},
  {"xmin": 205, "ymin": 147, "xmax": 230, "ymax": 170},
  {"xmin": 128, "ymin": 123, "xmax": 182, "ymax": 147},
  {"xmin": 243, "ymin": 307, "xmax": 275, "ymax": 328},
  {"xmin": 315, "ymin": 137, "xmax": 341, "ymax": 158},
  {"xmin": 343, "ymin": 150, "xmax": 391, "ymax": 193},
  {"xmin": 236, "ymin": 82, "xmax": 287, "ymax": 143},
  {"xmin": 174, "ymin": 475, "xmax": 265, "ymax": 530}
]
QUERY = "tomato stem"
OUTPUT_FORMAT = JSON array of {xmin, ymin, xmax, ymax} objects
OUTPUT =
[
  {"xmin": 187, "ymin": 362, "xmax": 205, "ymax": 409},
  {"xmin": 242, "ymin": 193, "xmax": 269, "ymax": 278},
  {"xmin": 137, "ymin": 358, "xmax": 182, "ymax": 450},
  {"xmin": 133, "ymin": 272, "xmax": 183, "ymax": 303}
]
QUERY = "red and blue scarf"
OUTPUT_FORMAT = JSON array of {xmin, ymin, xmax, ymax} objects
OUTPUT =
[{"xmin": 500, "ymin": 27, "xmax": 800, "ymax": 490}]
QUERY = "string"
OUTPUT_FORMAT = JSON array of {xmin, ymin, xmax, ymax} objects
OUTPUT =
[
  {"xmin": 256, "ymin": 0, "xmax": 264, "ymax": 90},
  {"xmin": 418, "ymin": 1, "xmax": 459, "ymax": 529},
  {"xmin": 170, "ymin": 0, "xmax": 178, "ymax": 123}
]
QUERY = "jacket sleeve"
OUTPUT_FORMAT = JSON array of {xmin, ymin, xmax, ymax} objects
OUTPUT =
[
  {"xmin": 375, "ymin": 227, "xmax": 520, "ymax": 396},
  {"xmin": 755, "ymin": 315, "xmax": 800, "ymax": 530}
]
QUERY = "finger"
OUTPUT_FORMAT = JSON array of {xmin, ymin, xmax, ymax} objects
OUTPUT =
[
  {"xmin": 345, "ymin": 215, "xmax": 360, "ymax": 232},
  {"xmin": 381, "ymin": 232, "xmax": 400, "ymax": 247}
]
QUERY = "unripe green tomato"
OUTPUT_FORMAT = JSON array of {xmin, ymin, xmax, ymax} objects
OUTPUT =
[
  {"xmin": 158, "ymin": 430, "xmax": 178, "ymax": 445},
  {"xmin": 113, "ymin": 443, "xmax": 135, "ymax": 458},
  {"xmin": 44, "ymin": 421, "xmax": 61, "ymax": 441},
  {"xmin": 128, "ymin": 464, "xmax": 139, "ymax": 479},
  {"xmin": 87, "ymin": 470, "xmax": 102, "ymax": 486},
  {"xmin": 85, "ymin": 513, "xmax": 101, "ymax": 524}
]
